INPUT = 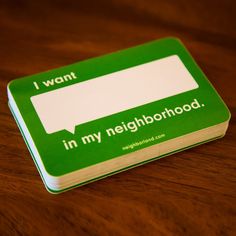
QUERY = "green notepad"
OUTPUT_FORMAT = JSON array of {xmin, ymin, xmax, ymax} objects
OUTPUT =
[{"xmin": 7, "ymin": 37, "xmax": 230, "ymax": 193}]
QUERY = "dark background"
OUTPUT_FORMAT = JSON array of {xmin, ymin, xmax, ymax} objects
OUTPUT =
[{"xmin": 0, "ymin": 1, "xmax": 236, "ymax": 235}]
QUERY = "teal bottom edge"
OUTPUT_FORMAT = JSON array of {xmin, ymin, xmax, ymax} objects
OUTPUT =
[{"xmin": 9, "ymin": 102, "xmax": 223, "ymax": 194}]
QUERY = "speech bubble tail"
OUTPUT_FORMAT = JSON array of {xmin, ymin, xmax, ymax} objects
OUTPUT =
[{"xmin": 65, "ymin": 126, "xmax": 76, "ymax": 134}]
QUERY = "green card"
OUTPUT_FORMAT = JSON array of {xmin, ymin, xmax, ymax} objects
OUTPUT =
[{"xmin": 8, "ymin": 37, "xmax": 230, "ymax": 193}]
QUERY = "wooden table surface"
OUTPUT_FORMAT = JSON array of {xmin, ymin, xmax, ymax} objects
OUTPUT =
[{"xmin": 0, "ymin": 1, "xmax": 236, "ymax": 235}]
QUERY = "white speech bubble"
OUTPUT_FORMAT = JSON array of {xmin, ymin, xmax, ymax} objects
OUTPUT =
[{"xmin": 30, "ymin": 55, "xmax": 198, "ymax": 134}]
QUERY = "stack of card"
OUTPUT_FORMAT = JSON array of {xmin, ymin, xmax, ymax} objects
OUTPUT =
[{"xmin": 8, "ymin": 38, "xmax": 230, "ymax": 193}]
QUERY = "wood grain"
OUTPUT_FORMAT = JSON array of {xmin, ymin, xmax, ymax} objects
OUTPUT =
[{"xmin": 0, "ymin": 1, "xmax": 236, "ymax": 235}]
